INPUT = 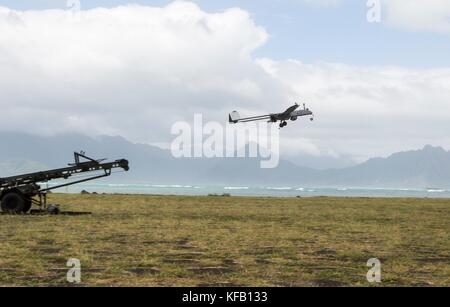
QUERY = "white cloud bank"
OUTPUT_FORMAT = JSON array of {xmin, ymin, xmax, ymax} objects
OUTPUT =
[
  {"xmin": 383, "ymin": 0, "xmax": 450, "ymax": 33},
  {"xmin": 301, "ymin": 0, "xmax": 343, "ymax": 8},
  {"xmin": 0, "ymin": 2, "xmax": 272, "ymax": 136},
  {"xmin": 0, "ymin": 1, "xmax": 450, "ymax": 162},
  {"xmin": 304, "ymin": 0, "xmax": 450, "ymax": 33}
]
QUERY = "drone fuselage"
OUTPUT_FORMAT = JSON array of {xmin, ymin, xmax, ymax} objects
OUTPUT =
[{"xmin": 229, "ymin": 102, "xmax": 314, "ymax": 128}]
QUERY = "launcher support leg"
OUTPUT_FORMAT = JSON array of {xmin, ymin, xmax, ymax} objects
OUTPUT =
[{"xmin": 38, "ymin": 193, "xmax": 47, "ymax": 210}]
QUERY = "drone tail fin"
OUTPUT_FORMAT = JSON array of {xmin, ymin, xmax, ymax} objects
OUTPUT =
[{"xmin": 229, "ymin": 111, "xmax": 240, "ymax": 123}]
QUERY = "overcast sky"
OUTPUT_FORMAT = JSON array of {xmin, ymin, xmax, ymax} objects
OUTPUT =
[{"xmin": 0, "ymin": 0, "xmax": 450, "ymax": 164}]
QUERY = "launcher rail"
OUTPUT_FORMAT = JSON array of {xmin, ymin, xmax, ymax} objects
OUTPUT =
[{"xmin": 0, "ymin": 152, "xmax": 129, "ymax": 213}]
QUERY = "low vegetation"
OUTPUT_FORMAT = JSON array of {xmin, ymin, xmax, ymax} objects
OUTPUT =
[{"xmin": 0, "ymin": 194, "xmax": 448, "ymax": 286}]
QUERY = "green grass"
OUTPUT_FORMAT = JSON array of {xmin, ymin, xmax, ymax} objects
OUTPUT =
[{"xmin": 0, "ymin": 194, "xmax": 449, "ymax": 286}]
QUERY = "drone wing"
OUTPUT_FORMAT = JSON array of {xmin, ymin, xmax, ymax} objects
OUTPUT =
[{"xmin": 279, "ymin": 103, "xmax": 300, "ymax": 117}]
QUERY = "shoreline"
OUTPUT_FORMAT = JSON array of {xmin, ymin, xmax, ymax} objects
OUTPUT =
[{"xmin": 48, "ymin": 191, "xmax": 450, "ymax": 201}]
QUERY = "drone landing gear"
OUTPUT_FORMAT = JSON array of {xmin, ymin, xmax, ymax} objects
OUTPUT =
[{"xmin": 279, "ymin": 121, "xmax": 288, "ymax": 128}]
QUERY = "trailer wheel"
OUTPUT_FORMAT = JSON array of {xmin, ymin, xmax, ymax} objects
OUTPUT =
[{"xmin": 1, "ymin": 192, "xmax": 26, "ymax": 213}]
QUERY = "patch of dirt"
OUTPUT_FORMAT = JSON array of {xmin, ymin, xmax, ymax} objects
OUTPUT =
[
  {"xmin": 176, "ymin": 243, "xmax": 197, "ymax": 249},
  {"xmin": 197, "ymin": 282, "xmax": 244, "ymax": 287},
  {"xmin": 177, "ymin": 238, "xmax": 190, "ymax": 245},
  {"xmin": 113, "ymin": 240, "xmax": 129, "ymax": 245},
  {"xmin": 37, "ymin": 239, "xmax": 55, "ymax": 245},
  {"xmin": 275, "ymin": 280, "xmax": 312, "ymax": 287},
  {"xmin": 169, "ymin": 251, "xmax": 206, "ymax": 258},
  {"xmin": 304, "ymin": 266, "xmax": 340, "ymax": 272},
  {"xmin": 90, "ymin": 253, "xmax": 124, "ymax": 260},
  {"xmin": 313, "ymin": 248, "xmax": 336, "ymax": 256},
  {"xmin": 222, "ymin": 259, "xmax": 241, "ymax": 266},
  {"xmin": 249, "ymin": 246, "xmax": 281, "ymax": 255},
  {"xmin": 415, "ymin": 257, "xmax": 450, "ymax": 264},
  {"xmin": 337, "ymin": 254, "xmax": 373, "ymax": 263},
  {"xmin": 162, "ymin": 258, "xmax": 200, "ymax": 265},
  {"xmin": 47, "ymin": 268, "xmax": 70, "ymax": 272},
  {"xmin": 188, "ymin": 266, "xmax": 234, "ymax": 274},
  {"xmin": 126, "ymin": 267, "xmax": 161, "ymax": 275},
  {"xmin": 31, "ymin": 247, "xmax": 63, "ymax": 254},
  {"xmin": 289, "ymin": 238, "xmax": 315, "ymax": 244},
  {"xmin": 0, "ymin": 268, "xmax": 19, "ymax": 273},
  {"xmin": 81, "ymin": 268, "xmax": 105, "ymax": 273},
  {"xmin": 410, "ymin": 282, "xmax": 435, "ymax": 287},
  {"xmin": 42, "ymin": 255, "xmax": 67, "ymax": 267},
  {"xmin": 141, "ymin": 240, "xmax": 171, "ymax": 245},
  {"xmin": 48, "ymin": 267, "xmax": 104, "ymax": 273},
  {"xmin": 255, "ymin": 259, "xmax": 274, "ymax": 264},
  {"xmin": 308, "ymin": 226, "xmax": 328, "ymax": 232},
  {"xmin": 312, "ymin": 279, "xmax": 346, "ymax": 287}
]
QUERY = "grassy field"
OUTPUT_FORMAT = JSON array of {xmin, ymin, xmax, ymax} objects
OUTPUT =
[{"xmin": 0, "ymin": 194, "xmax": 448, "ymax": 287}]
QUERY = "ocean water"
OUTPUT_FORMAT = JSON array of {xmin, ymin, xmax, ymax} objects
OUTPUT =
[{"xmin": 42, "ymin": 182, "xmax": 450, "ymax": 198}]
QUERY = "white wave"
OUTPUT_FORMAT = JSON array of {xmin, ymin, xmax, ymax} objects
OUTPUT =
[
  {"xmin": 224, "ymin": 186, "xmax": 249, "ymax": 190},
  {"xmin": 149, "ymin": 184, "xmax": 170, "ymax": 188},
  {"xmin": 146, "ymin": 184, "xmax": 195, "ymax": 189},
  {"xmin": 296, "ymin": 188, "xmax": 304, "ymax": 191},
  {"xmin": 427, "ymin": 189, "xmax": 445, "ymax": 193},
  {"xmin": 266, "ymin": 187, "xmax": 292, "ymax": 190},
  {"xmin": 107, "ymin": 184, "xmax": 129, "ymax": 187},
  {"xmin": 397, "ymin": 188, "xmax": 424, "ymax": 192}
]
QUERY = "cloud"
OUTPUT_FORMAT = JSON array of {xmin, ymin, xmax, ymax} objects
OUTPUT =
[
  {"xmin": 301, "ymin": 0, "xmax": 343, "ymax": 8},
  {"xmin": 0, "ymin": 2, "xmax": 273, "ymax": 140},
  {"xmin": 0, "ymin": 1, "xmax": 450, "ymax": 163},
  {"xmin": 383, "ymin": 0, "xmax": 450, "ymax": 33},
  {"xmin": 301, "ymin": 0, "xmax": 450, "ymax": 33}
]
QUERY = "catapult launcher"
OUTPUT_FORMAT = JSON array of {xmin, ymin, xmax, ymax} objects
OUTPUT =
[{"xmin": 0, "ymin": 152, "xmax": 129, "ymax": 214}]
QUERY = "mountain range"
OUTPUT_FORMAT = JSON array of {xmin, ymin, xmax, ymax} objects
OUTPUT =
[{"xmin": 0, "ymin": 132, "xmax": 449, "ymax": 188}]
